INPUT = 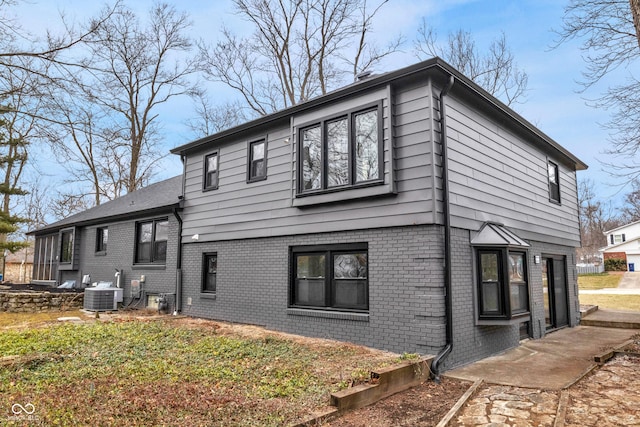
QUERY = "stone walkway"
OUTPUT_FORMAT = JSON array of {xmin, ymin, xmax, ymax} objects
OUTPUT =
[{"xmin": 450, "ymin": 355, "xmax": 640, "ymax": 427}]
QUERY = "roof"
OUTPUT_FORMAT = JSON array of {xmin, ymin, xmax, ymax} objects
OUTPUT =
[
  {"xmin": 6, "ymin": 246, "xmax": 34, "ymax": 264},
  {"xmin": 29, "ymin": 175, "xmax": 183, "ymax": 235},
  {"xmin": 471, "ymin": 223, "xmax": 530, "ymax": 248},
  {"xmin": 604, "ymin": 219, "xmax": 640, "ymax": 235},
  {"xmin": 171, "ymin": 57, "xmax": 588, "ymax": 172}
]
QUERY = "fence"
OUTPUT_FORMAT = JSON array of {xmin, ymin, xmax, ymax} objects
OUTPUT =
[{"xmin": 577, "ymin": 265, "xmax": 605, "ymax": 274}]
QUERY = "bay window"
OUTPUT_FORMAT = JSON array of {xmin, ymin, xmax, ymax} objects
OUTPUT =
[{"xmin": 477, "ymin": 248, "xmax": 530, "ymax": 320}]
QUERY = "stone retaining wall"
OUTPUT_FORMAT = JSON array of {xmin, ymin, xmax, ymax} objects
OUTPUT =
[{"xmin": 0, "ymin": 292, "xmax": 84, "ymax": 312}]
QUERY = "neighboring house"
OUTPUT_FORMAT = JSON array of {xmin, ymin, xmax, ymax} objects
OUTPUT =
[
  {"xmin": 3, "ymin": 246, "xmax": 34, "ymax": 283},
  {"xmin": 169, "ymin": 57, "xmax": 587, "ymax": 371},
  {"xmin": 28, "ymin": 176, "xmax": 183, "ymax": 311},
  {"xmin": 601, "ymin": 221, "xmax": 640, "ymax": 270}
]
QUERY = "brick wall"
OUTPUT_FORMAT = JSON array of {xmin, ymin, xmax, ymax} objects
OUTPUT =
[
  {"xmin": 181, "ymin": 225, "xmax": 447, "ymax": 355},
  {"xmin": 180, "ymin": 223, "xmax": 579, "ymax": 368},
  {"xmin": 604, "ymin": 252, "xmax": 626, "ymax": 261},
  {"xmin": 4, "ymin": 262, "xmax": 33, "ymax": 283},
  {"xmin": 445, "ymin": 232, "xmax": 580, "ymax": 369},
  {"xmin": 58, "ymin": 214, "xmax": 180, "ymax": 311}
]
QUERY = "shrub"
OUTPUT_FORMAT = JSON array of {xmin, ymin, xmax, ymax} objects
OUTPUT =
[{"xmin": 604, "ymin": 258, "xmax": 627, "ymax": 271}]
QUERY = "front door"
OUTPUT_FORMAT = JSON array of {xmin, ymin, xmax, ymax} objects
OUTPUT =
[{"xmin": 542, "ymin": 256, "xmax": 569, "ymax": 330}]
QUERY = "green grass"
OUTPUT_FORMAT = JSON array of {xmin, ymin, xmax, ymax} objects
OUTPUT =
[
  {"xmin": 579, "ymin": 294, "xmax": 640, "ymax": 311},
  {"xmin": 578, "ymin": 272, "xmax": 623, "ymax": 290},
  {"xmin": 0, "ymin": 318, "xmax": 399, "ymax": 426}
]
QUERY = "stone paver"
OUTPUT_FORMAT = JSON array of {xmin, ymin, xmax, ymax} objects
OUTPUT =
[
  {"xmin": 451, "ymin": 385, "xmax": 558, "ymax": 427},
  {"xmin": 565, "ymin": 356, "xmax": 640, "ymax": 427},
  {"xmin": 451, "ymin": 355, "xmax": 640, "ymax": 427}
]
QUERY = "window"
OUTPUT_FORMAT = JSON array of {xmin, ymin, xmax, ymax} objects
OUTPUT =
[
  {"xmin": 96, "ymin": 227, "xmax": 108, "ymax": 253},
  {"xmin": 290, "ymin": 244, "xmax": 368, "ymax": 311},
  {"xmin": 248, "ymin": 139, "xmax": 267, "ymax": 182},
  {"xmin": 476, "ymin": 248, "xmax": 529, "ymax": 320},
  {"xmin": 202, "ymin": 253, "xmax": 217, "ymax": 293},
  {"xmin": 548, "ymin": 160, "xmax": 560, "ymax": 203},
  {"xmin": 135, "ymin": 219, "xmax": 168, "ymax": 264},
  {"xmin": 60, "ymin": 229, "xmax": 74, "ymax": 264},
  {"xmin": 298, "ymin": 103, "xmax": 381, "ymax": 194},
  {"xmin": 611, "ymin": 234, "xmax": 626, "ymax": 245},
  {"xmin": 203, "ymin": 152, "xmax": 219, "ymax": 190}
]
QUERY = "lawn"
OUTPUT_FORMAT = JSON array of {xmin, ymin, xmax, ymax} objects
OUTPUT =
[
  {"xmin": 579, "ymin": 294, "xmax": 640, "ymax": 311},
  {"xmin": 577, "ymin": 272, "xmax": 640, "ymax": 310},
  {"xmin": 0, "ymin": 315, "xmax": 402, "ymax": 426},
  {"xmin": 577, "ymin": 272, "xmax": 623, "ymax": 290}
]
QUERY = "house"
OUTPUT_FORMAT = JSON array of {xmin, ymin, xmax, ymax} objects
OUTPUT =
[
  {"xmin": 28, "ymin": 176, "xmax": 183, "ymax": 311},
  {"xmin": 601, "ymin": 220, "xmax": 640, "ymax": 270},
  {"xmin": 4, "ymin": 246, "xmax": 34, "ymax": 283},
  {"xmin": 169, "ymin": 57, "xmax": 587, "ymax": 372}
]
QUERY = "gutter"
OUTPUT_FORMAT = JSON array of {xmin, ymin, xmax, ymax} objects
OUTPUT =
[{"xmin": 430, "ymin": 75, "xmax": 455, "ymax": 382}]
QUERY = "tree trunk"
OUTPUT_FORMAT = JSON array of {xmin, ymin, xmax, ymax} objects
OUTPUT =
[{"xmin": 631, "ymin": 0, "xmax": 640, "ymax": 49}]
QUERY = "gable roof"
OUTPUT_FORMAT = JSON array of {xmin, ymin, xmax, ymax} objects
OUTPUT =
[
  {"xmin": 29, "ymin": 175, "xmax": 183, "ymax": 235},
  {"xmin": 171, "ymin": 57, "xmax": 588, "ymax": 172},
  {"xmin": 604, "ymin": 219, "xmax": 640, "ymax": 235}
]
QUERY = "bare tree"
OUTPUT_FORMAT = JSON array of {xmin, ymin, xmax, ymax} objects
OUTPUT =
[
  {"xmin": 185, "ymin": 91, "xmax": 249, "ymax": 137},
  {"xmin": 0, "ymin": 1, "xmax": 120, "ymax": 99},
  {"xmin": 556, "ymin": 1, "xmax": 640, "ymax": 182},
  {"xmin": 0, "ymin": 55, "xmax": 49, "ymax": 253},
  {"xmin": 632, "ymin": 0, "xmax": 640, "ymax": 47},
  {"xmin": 197, "ymin": 0, "xmax": 401, "ymax": 117},
  {"xmin": 47, "ymin": 2, "xmax": 196, "ymax": 204},
  {"xmin": 620, "ymin": 178, "xmax": 640, "ymax": 222},
  {"xmin": 578, "ymin": 178, "xmax": 620, "ymax": 263},
  {"xmin": 414, "ymin": 21, "xmax": 528, "ymax": 106}
]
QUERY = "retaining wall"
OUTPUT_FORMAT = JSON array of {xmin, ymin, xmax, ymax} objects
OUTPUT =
[{"xmin": 0, "ymin": 292, "xmax": 84, "ymax": 312}]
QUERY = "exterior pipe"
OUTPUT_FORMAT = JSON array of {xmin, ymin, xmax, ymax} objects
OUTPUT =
[
  {"xmin": 431, "ymin": 74, "xmax": 455, "ymax": 382},
  {"xmin": 172, "ymin": 207, "xmax": 183, "ymax": 315},
  {"xmin": 173, "ymin": 154, "xmax": 186, "ymax": 315}
]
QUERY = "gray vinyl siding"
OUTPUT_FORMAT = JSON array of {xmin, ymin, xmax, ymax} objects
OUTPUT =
[
  {"xmin": 181, "ymin": 84, "xmax": 436, "ymax": 242},
  {"xmin": 436, "ymin": 87, "xmax": 581, "ymax": 247},
  {"xmin": 179, "ymin": 76, "xmax": 580, "ymax": 246}
]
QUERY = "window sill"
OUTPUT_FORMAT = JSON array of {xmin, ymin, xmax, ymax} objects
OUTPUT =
[
  {"xmin": 287, "ymin": 308, "xmax": 369, "ymax": 322},
  {"xmin": 476, "ymin": 312, "xmax": 530, "ymax": 326},
  {"xmin": 247, "ymin": 175, "xmax": 267, "ymax": 184},
  {"xmin": 293, "ymin": 182, "xmax": 393, "ymax": 207},
  {"xmin": 200, "ymin": 293, "xmax": 217, "ymax": 300},
  {"xmin": 95, "ymin": 251, "xmax": 107, "ymax": 257},
  {"xmin": 132, "ymin": 264, "xmax": 166, "ymax": 270}
]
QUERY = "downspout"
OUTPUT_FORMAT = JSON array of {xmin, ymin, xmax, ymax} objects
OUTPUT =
[
  {"xmin": 172, "ymin": 154, "xmax": 186, "ymax": 315},
  {"xmin": 172, "ymin": 206, "xmax": 183, "ymax": 315},
  {"xmin": 431, "ymin": 75, "xmax": 455, "ymax": 382}
]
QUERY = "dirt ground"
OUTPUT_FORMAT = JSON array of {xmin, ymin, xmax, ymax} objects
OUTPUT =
[
  {"xmin": 7, "ymin": 311, "xmax": 639, "ymax": 426},
  {"xmin": 325, "ymin": 377, "xmax": 471, "ymax": 426}
]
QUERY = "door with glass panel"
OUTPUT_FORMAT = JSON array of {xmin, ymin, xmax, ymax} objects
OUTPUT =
[{"xmin": 542, "ymin": 256, "xmax": 569, "ymax": 330}]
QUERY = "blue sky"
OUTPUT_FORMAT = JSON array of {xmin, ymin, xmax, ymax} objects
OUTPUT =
[{"xmin": 11, "ymin": 0, "xmax": 626, "ymax": 203}]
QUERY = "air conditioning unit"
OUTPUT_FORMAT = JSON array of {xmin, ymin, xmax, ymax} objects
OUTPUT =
[{"xmin": 84, "ymin": 288, "xmax": 121, "ymax": 311}]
